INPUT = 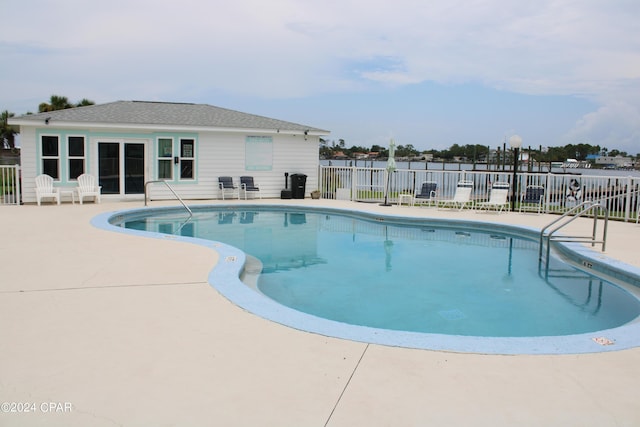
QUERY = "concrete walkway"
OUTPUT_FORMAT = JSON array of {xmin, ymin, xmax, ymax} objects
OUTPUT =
[{"xmin": 1, "ymin": 199, "xmax": 639, "ymax": 426}]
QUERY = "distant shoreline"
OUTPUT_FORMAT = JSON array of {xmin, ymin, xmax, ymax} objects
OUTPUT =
[{"xmin": 320, "ymin": 159, "xmax": 640, "ymax": 177}]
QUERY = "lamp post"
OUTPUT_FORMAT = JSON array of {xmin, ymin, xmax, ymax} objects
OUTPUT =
[{"xmin": 509, "ymin": 135, "xmax": 522, "ymax": 212}]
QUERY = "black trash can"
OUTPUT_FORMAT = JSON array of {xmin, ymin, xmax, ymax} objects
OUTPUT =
[{"xmin": 290, "ymin": 173, "xmax": 307, "ymax": 199}]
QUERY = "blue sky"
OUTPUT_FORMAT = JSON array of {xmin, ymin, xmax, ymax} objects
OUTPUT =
[{"xmin": 2, "ymin": 0, "xmax": 639, "ymax": 154}]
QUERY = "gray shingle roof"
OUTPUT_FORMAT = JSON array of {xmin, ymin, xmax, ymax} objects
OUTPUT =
[{"xmin": 13, "ymin": 100, "xmax": 329, "ymax": 133}]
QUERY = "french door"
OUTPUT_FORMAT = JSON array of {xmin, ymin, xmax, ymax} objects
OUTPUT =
[{"xmin": 98, "ymin": 142, "xmax": 145, "ymax": 195}]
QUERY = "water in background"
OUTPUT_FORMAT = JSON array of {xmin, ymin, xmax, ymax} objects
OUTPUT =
[{"xmin": 320, "ymin": 159, "xmax": 640, "ymax": 177}]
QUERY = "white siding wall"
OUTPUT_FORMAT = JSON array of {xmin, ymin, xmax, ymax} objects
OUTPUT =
[
  {"xmin": 148, "ymin": 131, "xmax": 320, "ymax": 201},
  {"xmin": 19, "ymin": 125, "xmax": 320, "ymax": 203},
  {"xmin": 18, "ymin": 127, "xmax": 38, "ymax": 203}
]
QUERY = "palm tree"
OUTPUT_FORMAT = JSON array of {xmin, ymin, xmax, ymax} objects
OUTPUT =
[
  {"xmin": 38, "ymin": 95, "xmax": 95, "ymax": 112},
  {"xmin": 0, "ymin": 110, "xmax": 16, "ymax": 149},
  {"xmin": 75, "ymin": 98, "xmax": 95, "ymax": 107},
  {"xmin": 39, "ymin": 95, "xmax": 73, "ymax": 112}
]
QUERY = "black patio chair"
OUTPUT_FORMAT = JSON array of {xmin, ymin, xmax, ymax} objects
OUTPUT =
[
  {"xmin": 414, "ymin": 181, "xmax": 438, "ymax": 207},
  {"xmin": 519, "ymin": 185, "xmax": 545, "ymax": 214},
  {"xmin": 240, "ymin": 176, "xmax": 261, "ymax": 200},
  {"xmin": 218, "ymin": 176, "xmax": 239, "ymax": 200}
]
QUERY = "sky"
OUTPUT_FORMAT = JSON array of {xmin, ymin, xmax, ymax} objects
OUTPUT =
[{"xmin": 2, "ymin": 0, "xmax": 640, "ymax": 154}]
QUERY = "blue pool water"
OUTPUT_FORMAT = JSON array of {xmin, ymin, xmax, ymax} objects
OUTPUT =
[{"xmin": 111, "ymin": 206, "xmax": 640, "ymax": 340}]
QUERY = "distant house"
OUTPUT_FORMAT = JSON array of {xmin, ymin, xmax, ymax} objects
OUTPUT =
[
  {"xmin": 332, "ymin": 151, "xmax": 349, "ymax": 160},
  {"xmin": 9, "ymin": 101, "xmax": 329, "ymax": 203},
  {"xmin": 595, "ymin": 155, "xmax": 633, "ymax": 168}
]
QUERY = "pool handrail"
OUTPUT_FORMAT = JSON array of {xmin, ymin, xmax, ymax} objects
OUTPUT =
[
  {"xmin": 539, "ymin": 200, "xmax": 608, "ymax": 272},
  {"xmin": 144, "ymin": 180, "xmax": 193, "ymax": 217}
]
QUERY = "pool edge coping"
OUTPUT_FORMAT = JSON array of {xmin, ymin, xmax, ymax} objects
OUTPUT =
[{"xmin": 91, "ymin": 203, "xmax": 640, "ymax": 356}]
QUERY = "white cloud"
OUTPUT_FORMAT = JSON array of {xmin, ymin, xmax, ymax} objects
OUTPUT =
[
  {"xmin": 6, "ymin": 0, "xmax": 639, "ymax": 98},
  {"xmin": 564, "ymin": 101, "xmax": 640, "ymax": 154},
  {"xmin": 2, "ymin": 0, "xmax": 640, "ymax": 150}
]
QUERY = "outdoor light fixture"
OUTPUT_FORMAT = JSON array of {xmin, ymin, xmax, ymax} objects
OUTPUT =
[
  {"xmin": 45, "ymin": 117, "xmax": 51, "ymax": 125},
  {"xmin": 509, "ymin": 135, "xmax": 522, "ymax": 212}
]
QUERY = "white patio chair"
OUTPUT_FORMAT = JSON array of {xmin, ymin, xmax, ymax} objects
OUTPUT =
[
  {"xmin": 76, "ymin": 174, "xmax": 102, "ymax": 204},
  {"xmin": 35, "ymin": 174, "xmax": 60, "ymax": 206},
  {"xmin": 438, "ymin": 181, "xmax": 473, "ymax": 211},
  {"xmin": 476, "ymin": 182, "xmax": 510, "ymax": 213}
]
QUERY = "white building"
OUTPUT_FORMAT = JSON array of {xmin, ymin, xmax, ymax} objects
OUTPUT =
[
  {"xmin": 9, "ymin": 101, "xmax": 329, "ymax": 203},
  {"xmin": 595, "ymin": 155, "xmax": 633, "ymax": 168}
]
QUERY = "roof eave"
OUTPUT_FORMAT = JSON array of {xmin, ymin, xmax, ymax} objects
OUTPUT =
[{"xmin": 8, "ymin": 119, "xmax": 330, "ymax": 136}]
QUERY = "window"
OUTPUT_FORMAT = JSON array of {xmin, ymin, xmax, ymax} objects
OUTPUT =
[
  {"xmin": 68, "ymin": 136, "xmax": 85, "ymax": 180},
  {"xmin": 245, "ymin": 136, "xmax": 273, "ymax": 171},
  {"xmin": 155, "ymin": 136, "xmax": 195, "ymax": 181},
  {"xmin": 41, "ymin": 135, "xmax": 60, "ymax": 179},
  {"xmin": 179, "ymin": 138, "xmax": 194, "ymax": 179},
  {"xmin": 157, "ymin": 138, "xmax": 173, "ymax": 179}
]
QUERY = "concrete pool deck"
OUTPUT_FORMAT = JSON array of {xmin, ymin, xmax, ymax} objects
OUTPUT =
[{"xmin": 1, "ymin": 199, "xmax": 639, "ymax": 426}]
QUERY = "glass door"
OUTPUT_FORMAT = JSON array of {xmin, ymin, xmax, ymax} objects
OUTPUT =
[
  {"xmin": 98, "ymin": 142, "xmax": 146, "ymax": 195},
  {"xmin": 98, "ymin": 143, "xmax": 120, "ymax": 194},
  {"xmin": 125, "ymin": 143, "xmax": 145, "ymax": 194}
]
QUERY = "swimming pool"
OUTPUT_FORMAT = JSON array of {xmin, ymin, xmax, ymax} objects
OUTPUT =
[{"xmin": 95, "ymin": 204, "xmax": 640, "ymax": 354}]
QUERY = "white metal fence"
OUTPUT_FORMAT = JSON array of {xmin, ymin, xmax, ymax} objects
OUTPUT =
[
  {"xmin": 319, "ymin": 165, "xmax": 640, "ymax": 222},
  {"xmin": 0, "ymin": 165, "xmax": 20, "ymax": 206}
]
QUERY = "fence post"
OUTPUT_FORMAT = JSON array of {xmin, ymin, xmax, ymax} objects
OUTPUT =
[
  {"xmin": 15, "ymin": 165, "xmax": 21, "ymax": 205},
  {"xmin": 350, "ymin": 166, "xmax": 356, "ymax": 201},
  {"xmin": 544, "ymin": 173, "xmax": 552, "ymax": 214},
  {"xmin": 624, "ymin": 176, "xmax": 632, "ymax": 222}
]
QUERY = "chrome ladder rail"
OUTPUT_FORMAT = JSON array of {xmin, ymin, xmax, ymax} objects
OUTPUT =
[
  {"xmin": 539, "ymin": 200, "xmax": 608, "ymax": 271},
  {"xmin": 144, "ymin": 180, "xmax": 193, "ymax": 217}
]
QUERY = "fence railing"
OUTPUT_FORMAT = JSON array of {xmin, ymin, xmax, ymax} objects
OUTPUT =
[
  {"xmin": 319, "ymin": 165, "xmax": 640, "ymax": 222},
  {"xmin": 0, "ymin": 165, "xmax": 20, "ymax": 206}
]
